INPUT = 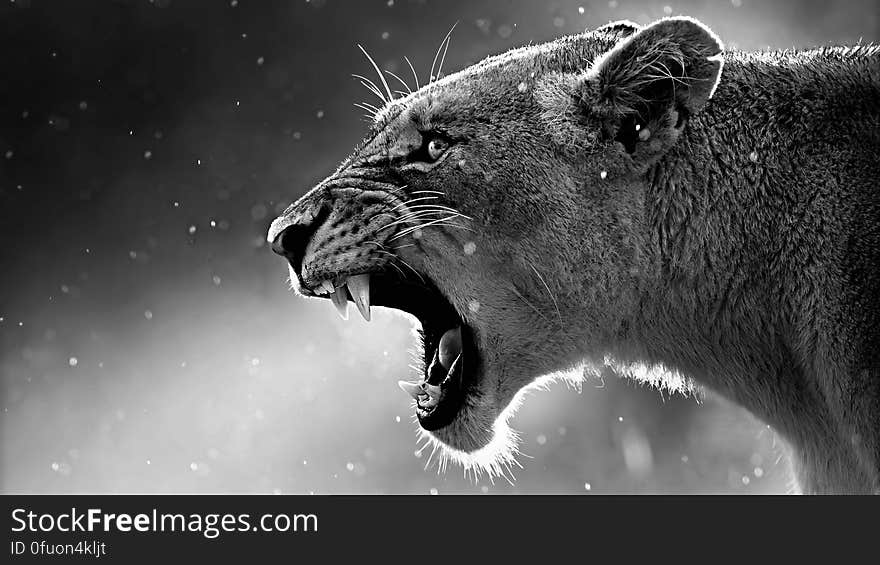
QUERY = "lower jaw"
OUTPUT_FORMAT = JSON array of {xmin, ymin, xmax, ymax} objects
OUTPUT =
[{"xmin": 410, "ymin": 325, "xmax": 479, "ymax": 431}]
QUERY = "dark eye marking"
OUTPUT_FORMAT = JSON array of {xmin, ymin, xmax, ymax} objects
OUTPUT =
[{"xmin": 408, "ymin": 130, "xmax": 453, "ymax": 164}]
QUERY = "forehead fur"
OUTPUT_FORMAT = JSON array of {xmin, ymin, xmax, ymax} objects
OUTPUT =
[{"xmin": 371, "ymin": 24, "xmax": 632, "ymax": 127}]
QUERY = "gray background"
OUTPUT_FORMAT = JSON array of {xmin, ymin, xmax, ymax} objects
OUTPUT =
[{"xmin": 1, "ymin": 0, "xmax": 877, "ymax": 493}]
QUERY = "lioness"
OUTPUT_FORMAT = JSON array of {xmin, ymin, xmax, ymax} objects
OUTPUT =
[{"xmin": 268, "ymin": 17, "xmax": 880, "ymax": 494}]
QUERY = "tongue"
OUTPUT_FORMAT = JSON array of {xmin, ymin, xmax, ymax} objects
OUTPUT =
[{"xmin": 438, "ymin": 326, "xmax": 462, "ymax": 370}]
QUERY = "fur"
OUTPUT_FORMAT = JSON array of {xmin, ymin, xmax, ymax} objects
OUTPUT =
[{"xmin": 269, "ymin": 17, "xmax": 880, "ymax": 493}]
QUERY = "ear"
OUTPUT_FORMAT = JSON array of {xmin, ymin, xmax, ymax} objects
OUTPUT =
[
  {"xmin": 537, "ymin": 17, "xmax": 723, "ymax": 167},
  {"xmin": 590, "ymin": 17, "xmax": 724, "ymax": 160},
  {"xmin": 593, "ymin": 19, "xmax": 641, "ymax": 41}
]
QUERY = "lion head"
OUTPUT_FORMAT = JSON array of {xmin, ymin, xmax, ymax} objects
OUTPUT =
[{"xmin": 268, "ymin": 17, "xmax": 723, "ymax": 476}]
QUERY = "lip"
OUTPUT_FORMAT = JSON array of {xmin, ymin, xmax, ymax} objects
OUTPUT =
[{"xmin": 303, "ymin": 268, "xmax": 478, "ymax": 431}]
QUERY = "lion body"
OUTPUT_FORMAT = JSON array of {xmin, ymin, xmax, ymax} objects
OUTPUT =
[
  {"xmin": 271, "ymin": 19, "xmax": 880, "ymax": 493},
  {"xmin": 616, "ymin": 47, "xmax": 880, "ymax": 493}
]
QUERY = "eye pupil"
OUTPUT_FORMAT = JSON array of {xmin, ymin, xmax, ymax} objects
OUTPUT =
[{"xmin": 427, "ymin": 137, "xmax": 448, "ymax": 161}]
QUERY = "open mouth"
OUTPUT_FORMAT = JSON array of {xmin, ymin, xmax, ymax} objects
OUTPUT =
[{"xmin": 309, "ymin": 270, "xmax": 478, "ymax": 431}]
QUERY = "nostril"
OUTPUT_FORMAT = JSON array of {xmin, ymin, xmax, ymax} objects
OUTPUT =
[
  {"xmin": 268, "ymin": 202, "xmax": 330, "ymax": 274},
  {"xmin": 270, "ymin": 226, "xmax": 305, "ymax": 267}
]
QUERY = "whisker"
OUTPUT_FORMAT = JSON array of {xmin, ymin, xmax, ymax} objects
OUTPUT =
[
  {"xmin": 352, "ymin": 74, "xmax": 388, "ymax": 104},
  {"xmin": 404, "ymin": 55, "xmax": 421, "ymax": 90},
  {"xmin": 409, "ymin": 190, "xmax": 446, "ymax": 196},
  {"xmin": 357, "ymin": 44, "xmax": 394, "ymax": 102},
  {"xmin": 353, "ymin": 103, "xmax": 378, "ymax": 119},
  {"xmin": 509, "ymin": 286, "xmax": 552, "ymax": 324},
  {"xmin": 436, "ymin": 22, "xmax": 457, "ymax": 80},
  {"xmin": 529, "ymin": 264, "xmax": 564, "ymax": 330},
  {"xmin": 390, "ymin": 195, "xmax": 440, "ymax": 211},
  {"xmin": 384, "ymin": 69, "xmax": 413, "ymax": 95},
  {"xmin": 389, "ymin": 215, "xmax": 469, "ymax": 241},
  {"xmin": 429, "ymin": 23, "xmax": 457, "ymax": 82}
]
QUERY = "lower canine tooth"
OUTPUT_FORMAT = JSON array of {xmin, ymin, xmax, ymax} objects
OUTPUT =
[
  {"xmin": 398, "ymin": 380, "xmax": 422, "ymax": 401},
  {"xmin": 330, "ymin": 286, "xmax": 348, "ymax": 320},
  {"xmin": 346, "ymin": 274, "xmax": 371, "ymax": 321},
  {"xmin": 422, "ymin": 383, "xmax": 441, "ymax": 407}
]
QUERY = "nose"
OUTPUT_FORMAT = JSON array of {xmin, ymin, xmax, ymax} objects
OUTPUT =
[
  {"xmin": 267, "ymin": 200, "xmax": 329, "ymax": 272},
  {"xmin": 268, "ymin": 221, "xmax": 312, "ymax": 273}
]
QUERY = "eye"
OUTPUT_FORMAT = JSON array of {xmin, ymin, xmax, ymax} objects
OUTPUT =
[{"xmin": 426, "ymin": 136, "xmax": 449, "ymax": 161}]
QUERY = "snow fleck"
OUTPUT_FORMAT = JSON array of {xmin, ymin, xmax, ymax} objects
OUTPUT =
[
  {"xmin": 578, "ymin": 6, "xmax": 585, "ymax": 14},
  {"xmin": 754, "ymin": 467, "xmax": 764, "ymax": 478},
  {"xmin": 394, "ymin": 415, "xmax": 401, "ymax": 423},
  {"xmin": 68, "ymin": 357, "xmax": 78, "ymax": 367},
  {"xmin": 741, "ymin": 475, "xmax": 750, "ymax": 485},
  {"xmin": 316, "ymin": 110, "xmax": 324, "ymax": 119},
  {"xmin": 600, "ymin": 170, "xmax": 608, "ymax": 179},
  {"xmin": 517, "ymin": 81, "xmax": 528, "ymax": 93},
  {"xmin": 250, "ymin": 203, "xmax": 268, "ymax": 221},
  {"xmin": 230, "ymin": 0, "xmax": 238, "ymax": 6},
  {"xmin": 584, "ymin": 482, "xmax": 591, "ymax": 491},
  {"xmin": 480, "ymin": 485, "xmax": 489, "ymax": 493},
  {"xmin": 463, "ymin": 241, "xmax": 476, "ymax": 255},
  {"xmin": 429, "ymin": 488, "xmax": 438, "ymax": 495},
  {"xmin": 681, "ymin": 455, "xmax": 689, "ymax": 463},
  {"xmin": 144, "ymin": 310, "xmax": 153, "ymax": 320},
  {"xmin": 467, "ymin": 300, "xmax": 481, "ymax": 314},
  {"xmin": 173, "ymin": 201, "xmax": 179, "ymax": 208},
  {"xmin": 609, "ymin": 0, "xmax": 618, "ymax": 8},
  {"xmin": 749, "ymin": 150, "xmax": 759, "ymax": 162},
  {"xmin": 21, "ymin": 110, "xmax": 29, "ymax": 118},
  {"xmin": 731, "ymin": 0, "xmax": 742, "ymax": 6},
  {"xmin": 497, "ymin": 24, "xmax": 513, "ymax": 39},
  {"xmin": 256, "ymin": 56, "xmax": 265, "ymax": 66},
  {"xmin": 663, "ymin": 6, "xmax": 672, "ymax": 15},
  {"xmin": 78, "ymin": 101, "xmax": 88, "ymax": 111},
  {"xmin": 187, "ymin": 225, "xmax": 197, "ymax": 235},
  {"xmin": 128, "ymin": 250, "xmax": 137, "ymax": 259},
  {"xmin": 51, "ymin": 462, "xmax": 60, "ymax": 472},
  {"xmin": 60, "ymin": 284, "xmax": 69, "ymax": 294},
  {"xmin": 536, "ymin": 434, "xmax": 547, "ymax": 445},
  {"xmin": 553, "ymin": 17, "xmax": 565, "ymax": 28},
  {"xmin": 143, "ymin": 150, "xmax": 152, "ymax": 159},
  {"xmin": 346, "ymin": 462, "xmax": 354, "ymax": 471},
  {"xmin": 618, "ymin": 416, "xmax": 624, "ymax": 422},
  {"xmin": 4, "ymin": 150, "xmax": 13, "ymax": 159},
  {"xmin": 381, "ymin": 31, "xmax": 390, "ymax": 40},
  {"xmin": 146, "ymin": 459, "xmax": 151, "ymax": 465},
  {"xmin": 413, "ymin": 450, "xmax": 422, "ymax": 459},
  {"xmin": 212, "ymin": 275, "xmax": 222, "ymax": 286},
  {"xmin": 210, "ymin": 219, "xmax": 217, "ymax": 228},
  {"xmin": 189, "ymin": 462, "xmax": 198, "ymax": 471},
  {"xmin": 196, "ymin": 159, "xmax": 201, "ymax": 166}
]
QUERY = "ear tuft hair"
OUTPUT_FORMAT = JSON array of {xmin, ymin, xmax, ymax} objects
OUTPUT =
[
  {"xmin": 591, "ymin": 16, "xmax": 724, "ymax": 119},
  {"xmin": 594, "ymin": 20, "xmax": 641, "ymax": 41}
]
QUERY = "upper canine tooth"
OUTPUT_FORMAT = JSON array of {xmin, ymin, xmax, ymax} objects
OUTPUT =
[
  {"xmin": 346, "ymin": 274, "xmax": 371, "ymax": 321},
  {"xmin": 321, "ymin": 280, "xmax": 335, "ymax": 295},
  {"xmin": 330, "ymin": 285, "xmax": 349, "ymax": 320}
]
